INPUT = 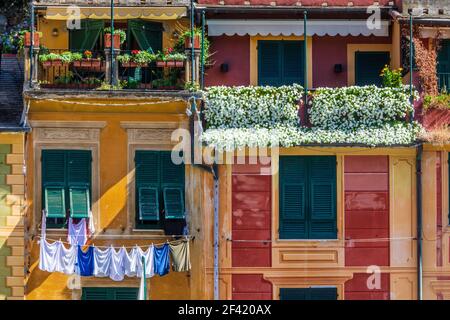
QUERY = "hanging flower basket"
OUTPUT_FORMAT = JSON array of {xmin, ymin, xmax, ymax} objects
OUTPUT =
[
  {"xmin": 41, "ymin": 59, "xmax": 64, "ymax": 68},
  {"xmin": 184, "ymin": 35, "xmax": 200, "ymax": 49},
  {"xmin": 73, "ymin": 59, "xmax": 102, "ymax": 69},
  {"xmin": 104, "ymin": 34, "xmax": 121, "ymax": 50},
  {"xmin": 121, "ymin": 61, "xmax": 148, "ymax": 68},
  {"xmin": 156, "ymin": 61, "xmax": 166, "ymax": 67},
  {"xmin": 24, "ymin": 32, "xmax": 40, "ymax": 47}
]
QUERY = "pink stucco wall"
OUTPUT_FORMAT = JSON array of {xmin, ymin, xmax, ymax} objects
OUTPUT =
[
  {"xmin": 205, "ymin": 35, "xmax": 392, "ymax": 88},
  {"xmin": 312, "ymin": 35, "xmax": 392, "ymax": 88},
  {"xmin": 205, "ymin": 35, "xmax": 251, "ymax": 87}
]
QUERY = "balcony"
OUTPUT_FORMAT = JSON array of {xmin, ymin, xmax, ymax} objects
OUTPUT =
[
  {"xmin": 34, "ymin": 49, "xmax": 189, "ymax": 91},
  {"xmin": 33, "ymin": 0, "xmax": 189, "ymax": 6},
  {"xmin": 403, "ymin": 0, "xmax": 450, "ymax": 16}
]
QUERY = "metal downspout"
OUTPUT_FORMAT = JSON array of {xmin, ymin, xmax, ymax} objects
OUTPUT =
[{"xmin": 416, "ymin": 143, "xmax": 423, "ymax": 300}]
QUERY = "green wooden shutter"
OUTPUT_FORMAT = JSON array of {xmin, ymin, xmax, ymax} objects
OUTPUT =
[
  {"xmin": 42, "ymin": 150, "xmax": 67, "ymax": 218},
  {"xmin": 82, "ymin": 287, "xmax": 138, "ymax": 300},
  {"xmin": 69, "ymin": 187, "xmax": 90, "ymax": 219},
  {"xmin": 128, "ymin": 20, "xmax": 163, "ymax": 53},
  {"xmin": 258, "ymin": 41, "xmax": 282, "ymax": 86},
  {"xmin": 280, "ymin": 288, "xmax": 308, "ymax": 300},
  {"xmin": 309, "ymin": 287, "xmax": 338, "ymax": 300},
  {"xmin": 113, "ymin": 288, "xmax": 139, "ymax": 300},
  {"xmin": 438, "ymin": 40, "xmax": 450, "ymax": 89},
  {"xmin": 138, "ymin": 187, "xmax": 159, "ymax": 221},
  {"xmin": 309, "ymin": 156, "xmax": 337, "ymax": 239},
  {"xmin": 67, "ymin": 151, "xmax": 91, "ymax": 218},
  {"xmin": 355, "ymin": 51, "xmax": 390, "ymax": 86},
  {"xmin": 282, "ymin": 41, "xmax": 304, "ymax": 85},
  {"xmin": 280, "ymin": 287, "xmax": 337, "ymax": 300},
  {"xmin": 163, "ymin": 187, "xmax": 185, "ymax": 219},
  {"xmin": 279, "ymin": 156, "xmax": 307, "ymax": 239},
  {"xmin": 44, "ymin": 187, "xmax": 66, "ymax": 218},
  {"xmin": 135, "ymin": 151, "xmax": 161, "ymax": 222},
  {"xmin": 69, "ymin": 19, "xmax": 104, "ymax": 51},
  {"xmin": 160, "ymin": 151, "xmax": 185, "ymax": 220}
]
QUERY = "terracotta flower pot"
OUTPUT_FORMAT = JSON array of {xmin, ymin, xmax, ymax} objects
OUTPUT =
[
  {"xmin": 104, "ymin": 34, "xmax": 121, "ymax": 49},
  {"xmin": 156, "ymin": 61, "xmax": 166, "ymax": 68},
  {"xmin": 51, "ymin": 60, "xmax": 63, "ymax": 67},
  {"xmin": 24, "ymin": 32, "xmax": 40, "ymax": 47},
  {"xmin": 41, "ymin": 61, "xmax": 52, "ymax": 68},
  {"xmin": 184, "ymin": 35, "xmax": 200, "ymax": 49},
  {"xmin": 166, "ymin": 61, "xmax": 176, "ymax": 67},
  {"xmin": 175, "ymin": 61, "xmax": 184, "ymax": 67}
]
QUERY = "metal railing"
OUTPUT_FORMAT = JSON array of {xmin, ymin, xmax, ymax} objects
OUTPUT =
[
  {"xmin": 438, "ymin": 72, "xmax": 450, "ymax": 91},
  {"xmin": 38, "ymin": 49, "xmax": 106, "ymax": 90},
  {"xmin": 33, "ymin": 0, "xmax": 189, "ymax": 6},
  {"xmin": 36, "ymin": 49, "xmax": 187, "ymax": 91}
]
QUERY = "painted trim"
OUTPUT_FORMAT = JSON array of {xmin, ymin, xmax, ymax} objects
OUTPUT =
[
  {"xmin": 207, "ymin": 19, "xmax": 390, "ymax": 37},
  {"xmin": 250, "ymin": 35, "xmax": 313, "ymax": 87},
  {"xmin": 347, "ymin": 44, "xmax": 393, "ymax": 86}
]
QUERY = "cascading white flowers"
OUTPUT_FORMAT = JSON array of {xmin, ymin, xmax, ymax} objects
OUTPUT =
[{"xmin": 200, "ymin": 85, "xmax": 422, "ymax": 151}]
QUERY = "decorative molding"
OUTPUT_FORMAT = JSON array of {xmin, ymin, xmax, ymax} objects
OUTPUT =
[
  {"xmin": 29, "ymin": 121, "xmax": 107, "ymax": 129},
  {"xmin": 35, "ymin": 128, "xmax": 100, "ymax": 142},
  {"xmin": 128, "ymin": 128, "xmax": 177, "ymax": 145},
  {"xmin": 120, "ymin": 121, "xmax": 182, "ymax": 129}
]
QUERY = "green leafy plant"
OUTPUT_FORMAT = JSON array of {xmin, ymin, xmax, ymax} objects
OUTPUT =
[
  {"xmin": 380, "ymin": 65, "xmax": 403, "ymax": 88},
  {"xmin": 71, "ymin": 52, "xmax": 83, "ymax": 61},
  {"xmin": 39, "ymin": 52, "xmax": 62, "ymax": 62},
  {"xmin": 117, "ymin": 53, "xmax": 132, "ymax": 64},
  {"xmin": 104, "ymin": 27, "xmax": 127, "ymax": 44},
  {"xmin": 174, "ymin": 27, "xmax": 211, "ymax": 65},
  {"xmin": 184, "ymin": 81, "xmax": 200, "ymax": 92},
  {"xmin": 133, "ymin": 50, "xmax": 155, "ymax": 66}
]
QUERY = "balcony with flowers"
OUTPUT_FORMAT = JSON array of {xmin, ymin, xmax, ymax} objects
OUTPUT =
[
  {"xmin": 23, "ymin": 1, "xmax": 206, "ymax": 98},
  {"xmin": 200, "ymin": 67, "xmax": 423, "ymax": 150}
]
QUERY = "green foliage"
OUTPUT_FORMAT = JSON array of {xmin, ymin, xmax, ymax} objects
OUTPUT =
[
  {"xmin": 380, "ymin": 65, "xmax": 403, "ymax": 88},
  {"xmin": 104, "ymin": 28, "xmax": 127, "ymax": 44},
  {"xmin": 203, "ymin": 85, "xmax": 303, "ymax": 129}
]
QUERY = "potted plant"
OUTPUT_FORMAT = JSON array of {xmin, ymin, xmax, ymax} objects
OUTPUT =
[
  {"xmin": 104, "ymin": 28, "xmax": 126, "ymax": 50},
  {"xmin": 167, "ymin": 52, "xmax": 186, "ymax": 68},
  {"xmin": 117, "ymin": 50, "xmax": 154, "ymax": 67},
  {"xmin": 24, "ymin": 31, "xmax": 42, "ymax": 47},
  {"xmin": 75, "ymin": 50, "xmax": 102, "ymax": 69},
  {"xmin": 183, "ymin": 29, "xmax": 201, "ymax": 49},
  {"xmin": 39, "ymin": 52, "xmax": 63, "ymax": 67}
]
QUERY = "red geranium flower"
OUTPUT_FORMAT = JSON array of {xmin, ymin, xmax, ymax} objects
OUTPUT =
[{"xmin": 131, "ymin": 50, "xmax": 140, "ymax": 55}]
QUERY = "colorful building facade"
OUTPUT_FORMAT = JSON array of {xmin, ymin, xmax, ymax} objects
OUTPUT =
[{"xmin": 0, "ymin": 0, "xmax": 448, "ymax": 300}]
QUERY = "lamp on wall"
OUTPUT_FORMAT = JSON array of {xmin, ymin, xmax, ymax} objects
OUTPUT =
[
  {"xmin": 51, "ymin": 28, "xmax": 59, "ymax": 37},
  {"xmin": 220, "ymin": 63, "xmax": 229, "ymax": 73},
  {"xmin": 334, "ymin": 64, "xmax": 343, "ymax": 73}
]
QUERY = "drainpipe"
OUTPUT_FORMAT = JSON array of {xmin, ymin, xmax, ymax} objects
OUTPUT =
[
  {"xmin": 303, "ymin": 11, "xmax": 308, "ymax": 125},
  {"xmin": 110, "ymin": 0, "xmax": 115, "ymax": 86},
  {"xmin": 409, "ymin": 12, "xmax": 414, "ymax": 121},
  {"xmin": 29, "ymin": 3, "xmax": 35, "ymax": 88},
  {"xmin": 188, "ymin": 98, "xmax": 219, "ymax": 300},
  {"xmin": 200, "ymin": 10, "xmax": 206, "ymax": 90},
  {"xmin": 416, "ymin": 143, "xmax": 423, "ymax": 300},
  {"xmin": 190, "ymin": 0, "xmax": 195, "ymax": 84}
]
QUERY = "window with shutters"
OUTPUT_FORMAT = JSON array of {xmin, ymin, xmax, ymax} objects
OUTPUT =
[
  {"xmin": 82, "ymin": 287, "xmax": 138, "ymax": 300},
  {"xmin": 279, "ymin": 156, "xmax": 337, "ymax": 240},
  {"xmin": 355, "ymin": 51, "xmax": 390, "ymax": 86},
  {"xmin": 41, "ymin": 150, "xmax": 92, "ymax": 228},
  {"xmin": 279, "ymin": 287, "xmax": 337, "ymax": 300},
  {"xmin": 69, "ymin": 19, "xmax": 104, "ymax": 51},
  {"xmin": 258, "ymin": 40, "xmax": 304, "ymax": 87},
  {"xmin": 438, "ymin": 40, "xmax": 450, "ymax": 90},
  {"xmin": 135, "ymin": 150, "xmax": 185, "ymax": 233}
]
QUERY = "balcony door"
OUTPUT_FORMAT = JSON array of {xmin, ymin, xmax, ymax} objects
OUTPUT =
[
  {"xmin": 355, "ymin": 51, "xmax": 390, "ymax": 87},
  {"xmin": 438, "ymin": 40, "xmax": 450, "ymax": 90}
]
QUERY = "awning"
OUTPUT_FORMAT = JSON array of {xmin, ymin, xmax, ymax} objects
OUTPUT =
[
  {"xmin": 45, "ymin": 6, "xmax": 187, "ymax": 21},
  {"xmin": 207, "ymin": 19, "xmax": 390, "ymax": 37}
]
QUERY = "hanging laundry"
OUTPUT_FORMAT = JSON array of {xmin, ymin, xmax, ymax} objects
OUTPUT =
[
  {"xmin": 41, "ymin": 210, "xmax": 47, "ymax": 239},
  {"xmin": 39, "ymin": 238, "xmax": 62, "ymax": 273},
  {"xmin": 76, "ymin": 245, "xmax": 94, "ymax": 277},
  {"xmin": 109, "ymin": 246, "xmax": 127, "ymax": 282},
  {"xmin": 153, "ymin": 243, "xmax": 170, "ymax": 276},
  {"xmin": 169, "ymin": 240, "xmax": 191, "ymax": 272},
  {"xmin": 93, "ymin": 246, "xmax": 112, "ymax": 277},
  {"xmin": 123, "ymin": 246, "xmax": 139, "ymax": 278},
  {"xmin": 67, "ymin": 218, "xmax": 87, "ymax": 246},
  {"xmin": 87, "ymin": 210, "xmax": 95, "ymax": 237},
  {"xmin": 136, "ymin": 245, "xmax": 155, "ymax": 278},
  {"xmin": 55, "ymin": 241, "xmax": 77, "ymax": 275}
]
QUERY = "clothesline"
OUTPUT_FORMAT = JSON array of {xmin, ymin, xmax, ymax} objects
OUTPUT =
[{"xmin": 35, "ymin": 234, "xmax": 193, "ymax": 249}]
